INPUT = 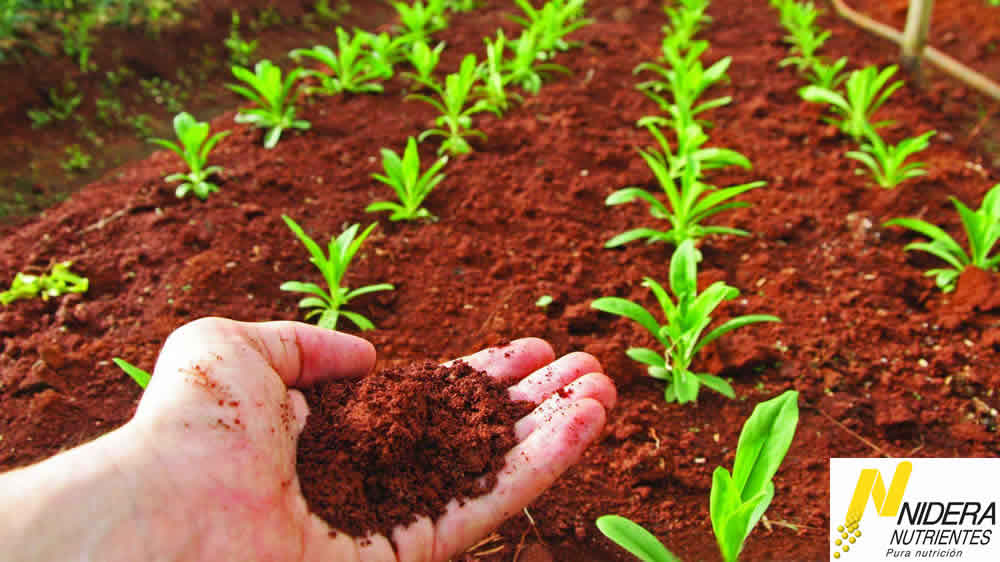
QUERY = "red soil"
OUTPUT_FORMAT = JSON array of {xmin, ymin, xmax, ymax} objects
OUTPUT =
[
  {"xmin": 1, "ymin": 0, "xmax": 999, "ymax": 560},
  {"xmin": 298, "ymin": 360, "xmax": 533, "ymax": 539}
]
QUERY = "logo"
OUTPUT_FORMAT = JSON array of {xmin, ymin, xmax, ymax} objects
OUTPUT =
[
  {"xmin": 831, "ymin": 459, "xmax": 1000, "ymax": 561},
  {"xmin": 832, "ymin": 461, "xmax": 912, "ymax": 558}
]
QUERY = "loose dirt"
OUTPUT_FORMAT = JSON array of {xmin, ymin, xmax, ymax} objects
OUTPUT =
[{"xmin": 1, "ymin": 0, "xmax": 999, "ymax": 560}]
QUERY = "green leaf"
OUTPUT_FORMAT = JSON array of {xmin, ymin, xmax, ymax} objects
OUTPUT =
[
  {"xmin": 595, "ymin": 515, "xmax": 680, "ymax": 562},
  {"xmin": 591, "ymin": 297, "xmax": 662, "ymax": 338},
  {"xmin": 696, "ymin": 373, "xmax": 735, "ymax": 398},
  {"xmin": 627, "ymin": 347, "xmax": 667, "ymax": 368},
  {"xmin": 695, "ymin": 314, "xmax": 781, "ymax": 355},
  {"xmin": 731, "ymin": 390, "xmax": 799, "ymax": 501},
  {"xmin": 113, "ymin": 358, "xmax": 151, "ymax": 389}
]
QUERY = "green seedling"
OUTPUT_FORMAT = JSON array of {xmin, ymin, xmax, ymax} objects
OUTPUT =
[
  {"xmin": 596, "ymin": 390, "xmax": 798, "ymax": 562},
  {"xmin": 366, "ymin": 136, "xmax": 447, "ymax": 221},
  {"xmin": 228, "ymin": 60, "xmax": 310, "ymax": 149},
  {"xmin": 711, "ymin": 390, "xmax": 799, "ymax": 561},
  {"xmin": 113, "ymin": 358, "xmax": 151, "ymax": 389},
  {"xmin": 536, "ymin": 295, "xmax": 553, "ymax": 307},
  {"xmin": 884, "ymin": 183, "xmax": 1000, "ymax": 292},
  {"xmin": 359, "ymin": 30, "xmax": 408, "ymax": 69},
  {"xmin": 280, "ymin": 216, "xmax": 394, "ymax": 331},
  {"xmin": 799, "ymin": 64, "xmax": 903, "ymax": 141},
  {"xmin": 57, "ymin": 11, "xmax": 96, "ymax": 71},
  {"xmin": 846, "ymin": 129, "xmax": 935, "ymax": 189},
  {"xmin": 150, "ymin": 112, "xmax": 231, "ymax": 200},
  {"xmin": 408, "ymin": 53, "xmax": 499, "ymax": 155},
  {"xmin": 1, "ymin": 261, "xmax": 89, "ymax": 305},
  {"xmin": 315, "ymin": 0, "xmax": 351, "ymax": 21},
  {"xmin": 140, "ymin": 76, "xmax": 187, "ymax": 113},
  {"xmin": 596, "ymin": 515, "xmax": 681, "ymax": 562},
  {"xmin": 61, "ymin": 144, "xmax": 92, "ymax": 173},
  {"xmin": 591, "ymin": 240, "xmax": 780, "ymax": 403},
  {"xmin": 605, "ymin": 152, "xmax": 763, "ymax": 247},
  {"xmin": 27, "ymin": 84, "xmax": 83, "ymax": 129},
  {"xmin": 290, "ymin": 28, "xmax": 392, "ymax": 95},
  {"xmin": 663, "ymin": 0, "xmax": 710, "ymax": 49},
  {"xmin": 402, "ymin": 39, "xmax": 445, "ymax": 89},
  {"xmin": 805, "ymin": 56, "xmax": 847, "ymax": 89},
  {"xmin": 393, "ymin": 0, "xmax": 447, "ymax": 43},
  {"xmin": 777, "ymin": 1, "xmax": 828, "ymax": 73},
  {"xmin": 504, "ymin": 26, "xmax": 571, "ymax": 95},
  {"xmin": 637, "ymin": 119, "xmax": 751, "ymax": 180},
  {"xmin": 225, "ymin": 11, "xmax": 258, "ymax": 67},
  {"xmin": 510, "ymin": 0, "xmax": 593, "ymax": 59},
  {"xmin": 635, "ymin": 38, "xmax": 732, "ymax": 131},
  {"xmin": 476, "ymin": 31, "xmax": 517, "ymax": 112}
]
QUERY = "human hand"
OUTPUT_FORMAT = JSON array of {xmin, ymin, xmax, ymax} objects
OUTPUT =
[{"xmin": 121, "ymin": 317, "xmax": 615, "ymax": 561}]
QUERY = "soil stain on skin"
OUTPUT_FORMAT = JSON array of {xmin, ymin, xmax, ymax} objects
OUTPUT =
[{"xmin": 296, "ymin": 360, "xmax": 533, "ymax": 540}]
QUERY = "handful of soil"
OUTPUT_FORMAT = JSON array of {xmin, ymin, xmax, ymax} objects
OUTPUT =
[{"xmin": 297, "ymin": 360, "xmax": 534, "ymax": 539}]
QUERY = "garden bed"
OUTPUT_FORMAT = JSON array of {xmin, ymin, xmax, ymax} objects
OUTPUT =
[{"xmin": 1, "ymin": 0, "xmax": 999, "ymax": 560}]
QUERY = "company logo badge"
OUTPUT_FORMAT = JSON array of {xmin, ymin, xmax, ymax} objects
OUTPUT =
[{"xmin": 831, "ymin": 459, "xmax": 999, "ymax": 561}]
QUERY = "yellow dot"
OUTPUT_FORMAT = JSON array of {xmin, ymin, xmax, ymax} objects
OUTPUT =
[
  {"xmin": 843, "ymin": 545, "xmax": 850, "ymax": 552},
  {"xmin": 834, "ymin": 553, "xmax": 841, "ymax": 559},
  {"xmin": 842, "ymin": 533, "xmax": 848, "ymax": 539},
  {"xmin": 849, "ymin": 537, "xmax": 856, "ymax": 544},
  {"xmin": 855, "ymin": 530, "xmax": 862, "ymax": 537},
  {"xmin": 838, "ymin": 525, "xmax": 845, "ymax": 532},
  {"xmin": 836, "ymin": 539, "xmax": 842, "ymax": 545}
]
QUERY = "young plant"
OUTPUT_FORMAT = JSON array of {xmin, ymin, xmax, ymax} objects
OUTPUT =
[
  {"xmin": 27, "ymin": 84, "xmax": 83, "ymax": 129},
  {"xmin": 884, "ymin": 183, "xmax": 1000, "ymax": 292},
  {"xmin": 637, "ymin": 119, "xmax": 752, "ymax": 180},
  {"xmin": 224, "ymin": 10, "xmax": 258, "ymax": 67},
  {"xmin": 113, "ymin": 358, "xmax": 151, "ymax": 389},
  {"xmin": 366, "ymin": 136, "xmax": 447, "ymax": 221},
  {"xmin": 408, "ymin": 54, "xmax": 499, "ymax": 155},
  {"xmin": 504, "ymin": 26, "xmax": 571, "ymax": 95},
  {"xmin": 393, "ymin": 0, "xmax": 447, "ymax": 43},
  {"xmin": 591, "ymin": 240, "xmax": 780, "ymax": 403},
  {"xmin": 846, "ymin": 129, "xmax": 935, "ymax": 189},
  {"xmin": 596, "ymin": 390, "xmax": 799, "ymax": 562},
  {"xmin": 635, "ymin": 38, "xmax": 732, "ymax": 131},
  {"xmin": 596, "ymin": 515, "xmax": 680, "ymax": 562},
  {"xmin": 804, "ymin": 56, "xmax": 848, "ymax": 89},
  {"xmin": 476, "ymin": 31, "xmax": 517, "ymax": 112},
  {"xmin": 280, "ymin": 216, "xmax": 394, "ymax": 331},
  {"xmin": 663, "ymin": 0, "xmax": 710, "ymax": 49},
  {"xmin": 402, "ymin": 39, "xmax": 445, "ymax": 89},
  {"xmin": 799, "ymin": 64, "xmax": 903, "ymax": 141},
  {"xmin": 510, "ymin": 0, "xmax": 593, "ymax": 59},
  {"xmin": 1, "ymin": 261, "xmax": 89, "ymax": 305},
  {"xmin": 605, "ymin": 153, "xmax": 763, "ymax": 248},
  {"xmin": 228, "ymin": 60, "xmax": 310, "ymax": 149},
  {"xmin": 777, "ymin": 0, "xmax": 828, "ymax": 73},
  {"xmin": 445, "ymin": 0, "xmax": 477, "ymax": 11},
  {"xmin": 290, "ymin": 28, "xmax": 392, "ymax": 95},
  {"xmin": 61, "ymin": 145, "xmax": 92, "ymax": 173},
  {"xmin": 359, "ymin": 30, "xmax": 408, "ymax": 69},
  {"xmin": 150, "ymin": 112, "xmax": 231, "ymax": 200},
  {"xmin": 711, "ymin": 390, "xmax": 799, "ymax": 562}
]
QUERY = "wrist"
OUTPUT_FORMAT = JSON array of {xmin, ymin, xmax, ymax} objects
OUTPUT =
[{"xmin": 0, "ymin": 421, "xmax": 187, "ymax": 561}]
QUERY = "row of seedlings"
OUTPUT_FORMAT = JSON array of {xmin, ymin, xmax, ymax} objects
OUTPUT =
[
  {"xmin": 102, "ymin": 0, "xmax": 599, "ymax": 385},
  {"xmin": 591, "ymin": 2, "xmax": 797, "ymax": 561},
  {"xmin": 773, "ymin": 1, "xmax": 999, "ymax": 293}
]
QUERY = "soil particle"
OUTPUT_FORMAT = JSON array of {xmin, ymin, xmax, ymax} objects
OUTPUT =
[{"xmin": 296, "ymin": 360, "xmax": 533, "ymax": 539}]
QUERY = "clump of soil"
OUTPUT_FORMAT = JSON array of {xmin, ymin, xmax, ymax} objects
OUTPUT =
[{"xmin": 296, "ymin": 360, "xmax": 534, "ymax": 539}]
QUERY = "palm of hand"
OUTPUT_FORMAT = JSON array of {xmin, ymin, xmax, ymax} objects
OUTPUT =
[{"xmin": 127, "ymin": 318, "xmax": 614, "ymax": 562}]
